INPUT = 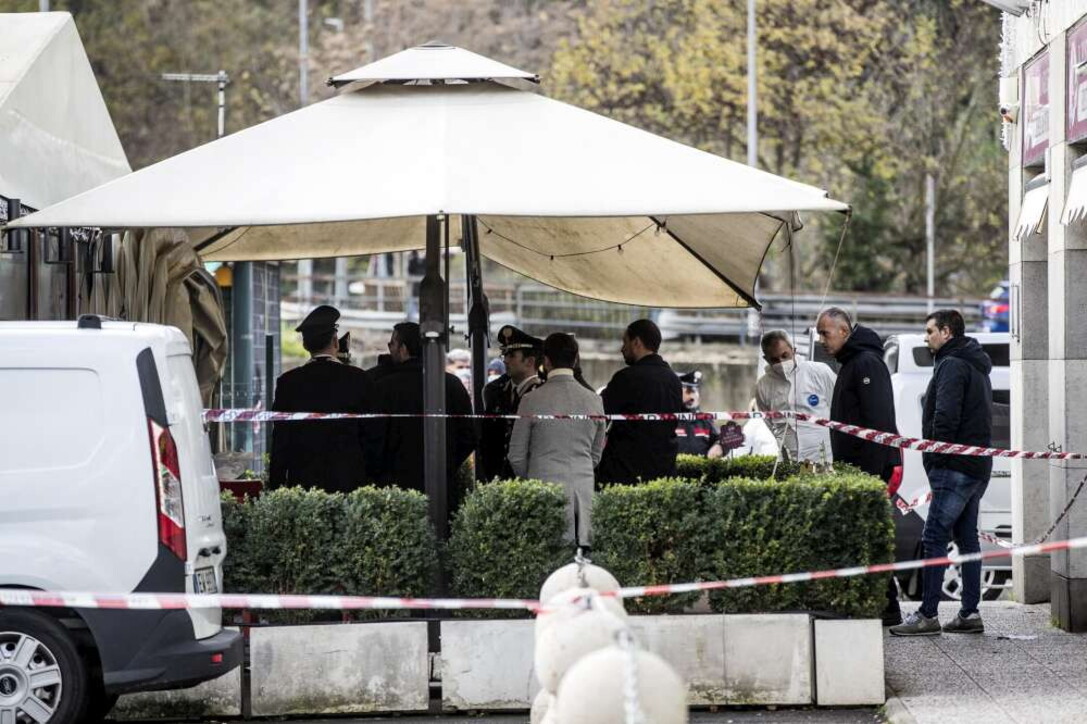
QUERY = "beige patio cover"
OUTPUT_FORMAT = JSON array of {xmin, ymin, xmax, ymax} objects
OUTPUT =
[{"xmin": 10, "ymin": 44, "xmax": 849, "ymax": 308}]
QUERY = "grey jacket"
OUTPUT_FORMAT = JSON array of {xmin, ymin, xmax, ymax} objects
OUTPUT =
[{"xmin": 507, "ymin": 371, "xmax": 606, "ymax": 487}]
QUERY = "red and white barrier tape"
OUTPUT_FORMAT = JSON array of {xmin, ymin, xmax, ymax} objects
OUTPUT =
[
  {"xmin": 205, "ymin": 407, "xmax": 1085, "ymax": 460},
  {"xmin": 5, "ymin": 535, "xmax": 1086, "ymax": 613},
  {"xmin": 0, "ymin": 591, "xmax": 540, "ymax": 613},
  {"xmin": 612, "ymin": 535, "xmax": 1087, "ymax": 599}
]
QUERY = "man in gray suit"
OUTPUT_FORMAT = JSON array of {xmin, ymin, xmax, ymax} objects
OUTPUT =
[{"xmin": 508, "ymin": 333, "xmax": 606, "ymax": 551}]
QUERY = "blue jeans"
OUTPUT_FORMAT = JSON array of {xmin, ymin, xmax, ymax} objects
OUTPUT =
[{"xmin": 920, "ymin": 468, "xmax": 989, "ymax": 618}]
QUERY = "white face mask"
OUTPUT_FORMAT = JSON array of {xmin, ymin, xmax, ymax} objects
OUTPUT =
[{"xmin": 771, "ymin": 359, "xmax": 796, "ymax": 377}]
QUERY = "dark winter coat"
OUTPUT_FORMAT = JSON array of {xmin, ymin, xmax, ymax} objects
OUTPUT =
[
  {"xmin": 596, "ymin": 354, "xmax": 684, "ymax": 485},
  {"xmin": 829, "ymin": 325, "xmax": 901, "ymax": 481},
  {"xmin": 269, "ymin": 357, "xmax": 375, "ymax": 492},
  {"xmin": 922, "ymin": 335, "xmax": 993, "ymax": 481},
  {"xmin": 675, "ymin": 417, "xmax": 719, "ymax": 457},
  {"xmin": 369, "ymin": 358, "xmax": 477, "ymax": 512},
  {"xmin": 478, "ymin": 373, "xmax": 542, "ymax": 482}
]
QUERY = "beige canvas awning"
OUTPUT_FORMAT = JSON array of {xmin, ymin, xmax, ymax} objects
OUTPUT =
[{"xmin": 11, "ymin": 44, "xmax": 849, "ymax": 309}]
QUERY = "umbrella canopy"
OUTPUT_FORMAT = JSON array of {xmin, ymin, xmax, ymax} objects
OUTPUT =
[
  {"xmin": 9, "ymin": 43, "xmax": 848, "ymax": 308},
  {"xmin": 0, "ymin": 12, "xmax": 131, "ymax": 209}
]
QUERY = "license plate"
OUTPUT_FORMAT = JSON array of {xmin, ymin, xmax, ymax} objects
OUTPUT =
[{"xmin": 194, "ymin": 567, "xmax": 219, "ymax": 594}]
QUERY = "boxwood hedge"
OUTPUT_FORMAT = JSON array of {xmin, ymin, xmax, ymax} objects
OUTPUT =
[
  {"xmin": 220, "ymin": 486, "xmax": 436, "ymax": 622},
  {"xmin": 220, "ymin": 470, "xmax": 892, "ymax": 619},
  {"xmin": 446, "ymin": 479, "xmax": 569, "ymax": 617}
]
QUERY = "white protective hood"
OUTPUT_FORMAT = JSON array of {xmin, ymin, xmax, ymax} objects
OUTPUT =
[
  {"xmin": 10, "ymin": 44, "xmax": 848, "ymax": 308},
  {"xmin": 0, "ymin": 12, "xmax": 131, "ymax": 209}
]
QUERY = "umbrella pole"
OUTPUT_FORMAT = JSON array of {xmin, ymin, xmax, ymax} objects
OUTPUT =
[
  {"xmin": 420, "ymin": 214, "xmax": 449, "ymax": 544},
  {"xmin": 462, "ymin": 215, "xmax": 489, "ymax": 479}
]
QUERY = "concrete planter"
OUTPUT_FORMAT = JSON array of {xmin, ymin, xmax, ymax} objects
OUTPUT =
[
  {"xmin": 117, "ymin": 614, "xmax": 883, "ymax": 718},
  {"xmin": 813, "ymin": 619, "xmax": 884, "ymax": 705},
  {"xmin": 440, "ymin": 619, "xmax": 539, "ymax": 710},
  {"xmin": 249, "ymin": 621, "xmax": 430, "ymax": 716}
]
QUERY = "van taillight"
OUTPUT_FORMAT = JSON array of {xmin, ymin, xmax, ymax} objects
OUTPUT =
[{"xmin": 148, "ymin": 418, "xmax": 186, "ymax": 560}]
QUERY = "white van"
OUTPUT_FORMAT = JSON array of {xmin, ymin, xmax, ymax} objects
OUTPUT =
[
  {"xmin": 0, "ymin": 317, "xmax": 241, "ymax": 723},
  {"xmin": 883, "ymin": 332, "xmax": 1012, "ymax": 600}
]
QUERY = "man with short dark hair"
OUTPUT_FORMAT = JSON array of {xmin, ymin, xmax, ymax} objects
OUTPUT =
[
  {"xmin": 369, "ymin": 322, "xmax": 476, "ymax": 516},
  {"xmin": 479, "ymin": 325, "xmax": 544, "ymax": 481},
  {"xmin": 508, "ymin": 333, "xmax": 606, "ymax": 550},
  {"xmin": 596, "ymin": 319, "xmax": 684, "ymax": 485},
  {"xmin": 269, "ymin": 305, "xmax": 375, "ymax": 492},
  {"xmin": 891, "ymin": 309, "xmax": 993, "ymax": 637},
  {"xmin": 816, "ymin": 306, "xmax": 903, "ymax": 626}
]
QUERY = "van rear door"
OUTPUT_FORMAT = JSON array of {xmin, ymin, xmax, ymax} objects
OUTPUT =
[{"xmin": 163, "ymin": 339, "xmax": 226, "ymax": 639}]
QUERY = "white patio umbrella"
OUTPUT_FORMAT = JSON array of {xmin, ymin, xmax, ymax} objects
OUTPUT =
[
  {"xmin": 7, "ymin": 43, "xmax": 850, "ymax": 534},
  {"xmin": 9, "ymin": 42, "xmax": 847, "ymax": 308}
]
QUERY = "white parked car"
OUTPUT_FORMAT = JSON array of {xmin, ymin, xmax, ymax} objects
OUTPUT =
[
  {"xmin": 0, "ymin": 317, "xmax": 241, "ymax": 723},
  {"xmin": 883, "ymin": 332, "xmax": 1012, "ymax": 601}
]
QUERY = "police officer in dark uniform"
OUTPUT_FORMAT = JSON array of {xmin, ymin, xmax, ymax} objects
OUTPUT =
[
  {"xmin": 478, "ymin": 325, "xmax": 544, "ymax": 481},
  {"xmin": 269, "ymin": 305, "xmax": 375, "ymax": 492},
  {"xmin": 674, "ymin": 371, "xmax": 724, "ymax": 457}
]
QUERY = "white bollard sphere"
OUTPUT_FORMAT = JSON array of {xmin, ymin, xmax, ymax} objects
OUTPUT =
[
  {"xmin": 540, "ymin": 562, "xmax": 621, "ymax": 604},
  {"xmin": 555, "ymin": 646, "xmax": 688, "ymax": 724},
  {"xmin": 540, "ymin": 709, "xmax": 558, "ymax": 724},
  {"xmin": 534, "ymin": 591, "xmax": 628, "ymax": 694},
  {"xmin": 530, "ymin": 689, "xmax": 554, "ymax": 724},
  {"xmin": 534, "ymin": 587, "xmax": 627, "ymax": 642}
]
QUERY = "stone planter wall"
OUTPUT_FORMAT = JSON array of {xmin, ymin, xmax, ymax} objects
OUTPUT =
[{"xmin": 116, "ymin": 614, "xmax": 884, "ymax": 718}]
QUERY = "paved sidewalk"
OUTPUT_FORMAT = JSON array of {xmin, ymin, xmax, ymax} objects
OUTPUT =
[{"xmin": 884, "ymin": 600, "xmax": 1087, "ymax": 723}]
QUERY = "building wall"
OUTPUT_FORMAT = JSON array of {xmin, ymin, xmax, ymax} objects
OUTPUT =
[{"xmin": 1004, "ymin": 4, "xmax": 1087, "ymax": 628}]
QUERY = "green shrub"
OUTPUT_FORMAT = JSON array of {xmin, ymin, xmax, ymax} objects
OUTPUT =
[
  {"xmin": 336, "ymin": 486, "xmax": 438, "ymax": 619},
  {"xmin": 703, "ymin": 473, "xmax": 893, "ymax": 618},
  {"xmin": 447, "ymin": 479, "xmax": 569, "ymax": 617},
  {"xmin": 242, "ymin": 487, "xmax": 345, "ymax": 623},
  {"xmin": 218, "ymin": 486, "xmax": 438, "ymax": 623},
  {"xmin": 219, "ymin": 491, "xmax": 257, "ymax": 596},
  {"xmin": 675, "ymin": 454, "xmax": 801, "ymax": 484},
  {"xmin": 592, "ymin": 478, "xmax": 713, "ymax": 614}
]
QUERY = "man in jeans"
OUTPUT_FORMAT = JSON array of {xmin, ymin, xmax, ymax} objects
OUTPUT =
[{"xmin": 891, "ymin": 309, "xmax": 992, "ymax": 636}]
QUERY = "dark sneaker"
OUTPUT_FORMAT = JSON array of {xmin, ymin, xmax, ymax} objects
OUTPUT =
[
  {"xmin": 882, "ymin": 609, "xmax": 903, "ymax": 627},
  {"xmin": 943, "ymin": 612, "xmax": 984, "ymax": 634},
  {"xmin": 889, "ymin": 611, "xmax": 941, "ymax": 637}
]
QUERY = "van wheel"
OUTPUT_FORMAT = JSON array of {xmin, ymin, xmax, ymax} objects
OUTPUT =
[{"xmin": 0, "ymin": 610, "xmax": 89, "ymax": 724}]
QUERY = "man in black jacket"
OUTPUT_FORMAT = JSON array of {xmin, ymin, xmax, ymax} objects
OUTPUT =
[
  {"xmin": 369, "ymin": 322, "xmax": 477, "ymax": 516},
  {"xmin": 891, "ymin": 309, "xmax": 992, "ymax": 637},
  {"xmin": 269, "ymin": 305, "xmax": 375, "ymax": 492},
  {"xmin": 817, "ymin": 307, "xmax": 903, "ymax": 625},
  {"xmin": 596, "ymin": 319, "xmax": 684, "ymax": 485}
]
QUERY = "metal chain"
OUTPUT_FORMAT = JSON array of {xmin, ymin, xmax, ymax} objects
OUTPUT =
[
  {"xmin": 617, "ymin": 627, "xmax": 644, "ymax": 724},
  {"xmin": 588, "ymin": 593, "xmax": 644, "ymax": 724},
  {"xmin": 1032, "ymin": 471, "xmax": 1087, "ymax": 546},
  {"xmin": 574, "ymin": 547, "xmax": 589, "ymax": 589}
]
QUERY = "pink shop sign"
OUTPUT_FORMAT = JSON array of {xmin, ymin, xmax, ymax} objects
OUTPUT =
[{"xmin": 1024, "ymin": 51, "xmax": 1049, "ymax": 168}]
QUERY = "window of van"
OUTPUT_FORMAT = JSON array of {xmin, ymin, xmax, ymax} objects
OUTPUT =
[
  {"xmin": 911, "ymin": 343, "xmax": 1010, "ymax": 368},
  {"xmin": 883, "ymin": 341, "xmax": 899, "ymax": 374},
  {"xmin": 0, "ymin": 368, "xmax": 105, "ymax": 471}
]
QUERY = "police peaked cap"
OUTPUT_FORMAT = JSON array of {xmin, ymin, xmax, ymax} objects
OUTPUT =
[
  {"xmin": 497, "ymin": 325, "xmax": 543, "ymax": 353},
  {"xmin": 295, "ymin": 305, "xmax": 340, "ymax": 335},
  {"xmin": 677, "ymin": 370, "xmax": 703, "ymax": 388}
]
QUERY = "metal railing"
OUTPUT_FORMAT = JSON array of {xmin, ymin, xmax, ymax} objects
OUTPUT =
[{"xmin": 281, "ymin": 274, "xmax": 985, "ymax": 342}]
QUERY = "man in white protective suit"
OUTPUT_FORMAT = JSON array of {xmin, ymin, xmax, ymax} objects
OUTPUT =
[{"xmin": 754, "ymin": 329, "xmax": 837, "ymax": 464}]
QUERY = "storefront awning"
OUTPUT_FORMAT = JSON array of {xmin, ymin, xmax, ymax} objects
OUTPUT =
[
  {"xmin": 1062, "ymin": 165, "xmax": 1087, "ymax": 225},
  {"xmin": 1015, "ymin": 181, "xmax": 1049, "ymax": 241}
]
